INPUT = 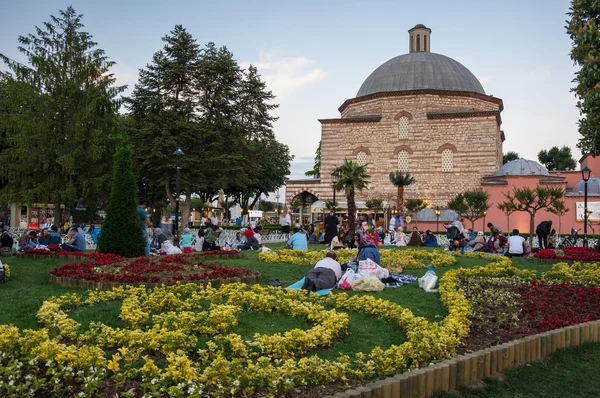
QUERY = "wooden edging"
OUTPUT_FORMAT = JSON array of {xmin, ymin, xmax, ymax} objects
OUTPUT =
[
  {"xmin": 323, "ymin": 320, "xmax": 600, "ymax": 398},
  {"xmin": 533, "ymin": 258, "xmax": 598, "ymax": 265},
  {"xmin": 21, "ymin": 252, "xmax": 244, "ymax": 263},
  {"xmin": 48, "ymin": 272, "xmax": 261, "ymax": 290}
]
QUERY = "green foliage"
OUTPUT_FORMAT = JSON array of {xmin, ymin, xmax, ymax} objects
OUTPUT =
[
  {"xmin": 0, "ymin": 7, "xmax": 123, "ymax": 223},
  {"xmin": 324, "ymin": 200, "xmax": 338, "ymax": 211},
  {"xmin": 365, "ymin": 199, "xmax": 385, "ymax": 213},
  {"xmin": 497, "ymin": 201, "xmax": 516, "ymax": 232},
  {"xmin": 567, "ymin": 1, "xmax": 600, "ymax": 155},
  {"xmin": 447, "ymin": 190, "xmax": 491, "ymax": 229},
  {"xmin": 332, "ymin": 159, "xmax": 370, "ymax": 229},
  {"xmin": 502, "ymin": 151, "xmax": 520, "ymax": 164},
  {"xmin": 258, "ymin": 201, "xmax": 274, "ymax": 212},
  {"xmin": 538, "ymin": 146, "xmax": 577, "ymax": 171},
  {"xmin": 304, "ymin": 141, "xmax": 321, "ymax": 178},
  {"xmin": 501, "ymin": 186, "xmax": 564, "ymax": 242},
  {"xmin": 406, "ymin": 198, "xmax": 428, "ymax": 226},
  {"xmin": 389, "ymin": 171, "xmax": 415, "ymax": 211},
  {"xmin": 98, "ymin": 147, "xmax": 146, "ymax": 257},
  {"xmin": 548, "ymin": 199, "xmax": 570, "ymax": 235}
]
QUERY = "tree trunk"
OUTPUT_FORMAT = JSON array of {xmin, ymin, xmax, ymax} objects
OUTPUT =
[
  {"xmin": 347, "ymin": 187, "xmax": 356, "ymax": 230},
  {"xmin": 180, "ymin": 192, "xmax": 191, "ymax": 232},
  {"xmin": 397, "ymin": 185, "xmax": 404, "ymax": 212},
  {"xmin": 507, "ymin": 213, "xmax": 510, "ymax": 233},
  {"xmin": 529, "ymin": 212, "xmax": 536, "ymax": 246}
]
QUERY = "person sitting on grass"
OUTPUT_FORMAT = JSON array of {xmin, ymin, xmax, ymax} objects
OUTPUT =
[
  {"xmin": 61, "ymin": 227, "xmax": 86, "ymax": 252},
  {"xmin": 407, "ymin": 226, "xmax": 423, "ymax": 247},
  {"xmin": 241, "ymin": 229, "xmax": 260, "ymax": 251},
  {"xmin": 487, "ymin": 230, "xmax": 507, "ymax": 254},
  {"xmin": 0, "ymin": 223, "xmax": 14, "ymax": 256},
  {"xmin": 302, "ymin": 251, "xmax": 342, "ymax": 292},
  {"xmin": 506, "ymin": 229, "xmax": 527, "ymax": 258},
  {"xmin": 287, "ymin": 227, "xmax": 308, "ymax": 251},
  {"xmin": 357, "ymin": 234, "xmax": 381, "ymax": 265},
  {"xmin": 330, "ymin": 230, "xmax": 345, "ymax": 250},
  {"xmin": 307, "ymin": 226, "xmax": 321, "ymax": 245},
  {"xmin": 18, "ymin": 231, "xmax": 39, "ymax": 252},
  {"xmin": 422, "ymin": 230, "xmax": 439, "ymax": 247},
  {"xmin": 46, "ymin": 225, "xmax": 62, "ymax": 251},
  {"xmin": 150, "ymin": 227, "xmax": 167, "ymax": 253},
  {"xmin": 202, "ymin": 222, "xmax": 216, "ymax": 251}
]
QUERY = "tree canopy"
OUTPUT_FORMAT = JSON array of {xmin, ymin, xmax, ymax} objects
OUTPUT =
[
  {"xmin": 503, "ymin": 151, "xmax": 520, "ymax": 164},
  {"xmin": 447, "ymin": 190, "xmax": 491, "ymax": 229},
  {"xmin": 538, "ymin": 146, "xmax": 577, "ymax": 171},
  {"xmin": 305, "ymin": 141, "xmax": 321, "ymax": 178},
  {"xmin": 567, "ymin": 0, "xmax": 600, "ymax": 155},
  {"xmin": 0, "ymin": 7, "xmax": 124, "ymax": 223},
  {"xmin": 388, "ymin": 171, "xmax": 415, "ymax": 211},
  {"xmin": 332, "ymin": 159, "xmax": 370, "ymax": 229}
]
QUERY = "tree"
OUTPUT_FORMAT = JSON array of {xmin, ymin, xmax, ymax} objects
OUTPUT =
[
  {"xmin": 98, "ymin": 147, "xmax": 146, "ymax": 257},
  {"xmin": 503, "ymin": 151, "xmax": 520, "ymax": 164},
  {"xmin": 538, "ymin": 146, "xmax": 577, "ymax": 171},
  {"xmin": 405, "ymin": 199, "xmax": 428, "ymax": 227},
  {"xmin": 258, "ymin": 201, "xmax": 274, "ymax": 212},
  {"xmin": 324, "ymin": 200, "xmax": 339, "ymax": 211},
  {"xmin": 501, "ymin": 186, "xmax": 565, "ymax": 243},
  {"xmin": 548, "ymin": 199, "xmax": 569, "ymax": 236},
  {"xmin": 365, "ymin": 199, "xmax": 384, "ymax": 213},
  {"xmin": 0, "ymin": 7, "xmax": 124, "ymax": 224},
  {"xmin": 388, "ymin": 171, "xmax": 415, "ymax": 212},
  {"xmin": 447, "ymin": 190, "xmax": 491, "ymax": 230},
  {"xmin": 497, "ymin": 202, "xmax": 515, "ymax": 233},
  {"xmin": 567, "ymin": 2, "xmax": 600, "ymax": 155},
  {"xmin": 305, "ymin": 141, "xmax": 321, "ymax": 178},
  {"xmin": 332, "ymin": 159, "xmax": 370, "ymax": 230}
]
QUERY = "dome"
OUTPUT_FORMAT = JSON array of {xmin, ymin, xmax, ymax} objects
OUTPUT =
[
  {"xmin": 573, "ymin": 178, "xmax": 600, "ymax": 195},
  {"xmin": 356, "ymin": 52, "xmax": 485, "ymax": 98},
  {"xmin": 495, "ymin": 159, "xmax": 549, "ymax": 177}
]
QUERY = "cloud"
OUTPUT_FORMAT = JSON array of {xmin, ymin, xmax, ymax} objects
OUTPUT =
[
  {"xmin": 110, "ymin": 63, "xmax": 139, "ymax": 92},
  {"xmin": 244, "ymin": 50, "xmax": 325, "ymax": 99},
  {"xmin": 478, "ymin": 75, "xmax": 496, "ymax": 83},
  {"xmin": 530, "ymin": 67, "xmax": 551, "ymax": 83}
]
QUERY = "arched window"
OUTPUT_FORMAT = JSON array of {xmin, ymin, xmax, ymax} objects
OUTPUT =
[
  {"xmin": 356, "ymin": 151, "xmax": 368, "ymax": 166},
  {"xmin": 398, "ymin": 116, "xmax": 409, "ymax": 139},
  {"xmin": 397, "ymin": 151, "xmax": 409, "ymax": 172},
  {"xmin": 441, "ymin": 149, "xmax": 453, "ymax": 172},
  {"xmin": 416, "ymin": 34, "xmax": 421, "ymax": 52},
  {"xmin": 424, "ymin": 35, "xmax": 427, "ymax": 51}
]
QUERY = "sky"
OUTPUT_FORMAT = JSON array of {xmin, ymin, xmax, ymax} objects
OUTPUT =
[{"xmin": 0, "ymin": 0, "xmax": 583, "ymax": 200}]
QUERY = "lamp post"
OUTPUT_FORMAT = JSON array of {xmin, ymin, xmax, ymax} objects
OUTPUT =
[
  {"xmin": 172, "ymin": 148, "xmax": 185, "ymax": 247},
  {"xmin": 435, "ymin": 207, "xmax": 440, "ymax": 232},
  {"xmin": 483, "ymin": 211, "xmax": 487, "ymax": 233},
  {"xmin": 331, "ymin": 173, "xmax": 339, "ymax": 211},
  {"xmin": 582, "ymin": 166, "xmax": 592, "ymax": 247},
  {"xmin": 275, "ymin": 191, "xmax": 280, "ymax": 214}
]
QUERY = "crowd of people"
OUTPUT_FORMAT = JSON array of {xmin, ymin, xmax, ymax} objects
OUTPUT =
[{"xmin": 0, "ymin": 221, "xmax": 88, "ymax": 256}]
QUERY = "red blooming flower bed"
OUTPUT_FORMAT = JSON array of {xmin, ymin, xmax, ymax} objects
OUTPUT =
[
  {"xmin": 50, "ymin": 253, "xmax": 258, "ymax": 284},
  {"xmin": 520, "ymin": 280, "xmax": 600, "ymax": 335},
  {"xmin": 534, "ymin": 247, "xmax": 600, "ymax": 262}
]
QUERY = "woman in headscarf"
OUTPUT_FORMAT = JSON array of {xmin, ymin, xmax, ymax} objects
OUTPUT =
[
  {"xmin": 241, "ymin": 229, "xmax": 260, "ymax": 250},
  {"xmin": 357, "ymin": 234, "xmax": 381, "ymax": 265},
  {"xmin": 0, "ymin": 223, "xmax": 14, "ymax": 256},
  {"xmin": 150, "ymin": 227, "xmax": 167, "ymax": 253}
]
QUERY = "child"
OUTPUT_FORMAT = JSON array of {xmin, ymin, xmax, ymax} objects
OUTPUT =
[{"xmin": 182, "ymin": 228, "xmax": 193, "ymax": 254}]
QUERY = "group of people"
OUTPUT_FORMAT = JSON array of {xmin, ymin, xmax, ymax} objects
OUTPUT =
[{"xmin": 0, "ymin": 221, "xmax": 87, "ymax": 255}]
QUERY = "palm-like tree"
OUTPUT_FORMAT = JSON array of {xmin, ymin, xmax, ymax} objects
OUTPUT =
[
  {"xmin": 389, "ymin": 171, "xmax": 415, "ymax": 212},
  {"xmin": 332, "ymin": 159, "xmax": 370, "ymax": 229}
]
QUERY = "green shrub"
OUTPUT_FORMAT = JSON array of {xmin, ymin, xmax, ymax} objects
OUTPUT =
[{"xmin": 98, "ymin": 147, "xmax": 146, "ymax": 257}]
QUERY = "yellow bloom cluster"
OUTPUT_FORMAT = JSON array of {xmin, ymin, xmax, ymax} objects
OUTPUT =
[
  {"xmin": 2, "ymin": 263, "xmax": 9, "ymax": 279},
  {"xmin": 259, "ymin": 248, "xmax": 456, "ymax": 270},
  {"xmin": 542, "ymin": 261, "xmax": 600, "ymax": 284}
]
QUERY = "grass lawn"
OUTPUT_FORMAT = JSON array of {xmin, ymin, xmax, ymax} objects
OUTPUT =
[{"xmin": 3, "ymin": 245, "xmax": 594, "ymax": 396}]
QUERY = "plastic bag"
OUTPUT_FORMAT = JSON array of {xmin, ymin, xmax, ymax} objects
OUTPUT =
[
  {"xmin": 418, "ymin": 267, "xmax": 438, "ymax": 292},
  {"xmin": 352, "ymin": 276, "xmax": 384, "ymax": 292},
  {"xmin": 338, "ymin": 269, "xmax": 356, "ymax": 288},
  {"xmin": 338, "ymin": 279, "xmax": 353, "ymax": 290},
  {"xmin": 162, "ymin": 241, "xmax": 182, "ymax": 255},
  {"xmin": 358, "ymin": 259, "xmax": 389, "ymax": 279}
]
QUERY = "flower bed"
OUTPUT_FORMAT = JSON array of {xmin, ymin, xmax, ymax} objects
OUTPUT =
[
  {"xmin": 48, "ymin": 253, "xmax": 258, "ymax": 289},
  {"xmin": 535, "ymin": 247, "xmax": 600, "ymax": 262},
  {"xmin": 258, "ymin": 248, "xmax": 457, "ymax": 270}
]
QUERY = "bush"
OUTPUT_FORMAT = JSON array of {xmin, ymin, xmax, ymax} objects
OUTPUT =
[{"xmin": 98, "ymin": 147, "xmax": 146, "ymax": 257}]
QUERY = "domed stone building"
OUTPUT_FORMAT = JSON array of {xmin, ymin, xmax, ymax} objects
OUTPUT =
[{"xmin": 286, "ymin": 24, "xmax": 505, "ymax": 209}]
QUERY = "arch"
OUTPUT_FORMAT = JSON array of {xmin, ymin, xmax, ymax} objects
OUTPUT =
[
  {"xmin": 351, "ymin": 146, "xmax": 372, "ymax": 156},
  {"xmin": 436, "ymin": 143, "xmax": 457, "ymax": 153},
  {"xmin": 290, "ymin": 190, "xmax": 319, "ymax": 206},
  {"xmin": 393, "ymin": 145, "xmax": 414, "ymax": 155},
  {"xmin": 416, "ymin": 34, "xmax": 421, "ymax": 51},
  {"xmin": 393, "ymin": 111, "xmax": 414, "ymax": 121}
]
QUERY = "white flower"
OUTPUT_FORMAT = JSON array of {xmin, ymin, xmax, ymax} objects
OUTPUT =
[
  {"xmin": 187, "ymin": 387, "xmax": 195, "ymax": 394},
  {"xmin": 78, "ymin": 392, "xmax": 85, "ymax": 397},
  {"xmin": 151, "ymin": 378, "xmax": 158, "ymax": 385},
  {"xmin": 8, "ymin": 381, "xmax": 14, "ymax": 386}
]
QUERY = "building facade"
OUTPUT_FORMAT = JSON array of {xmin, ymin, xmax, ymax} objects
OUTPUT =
[{"xmin": 286, "ymin": 24, "xmax": 504, "ymax": 208}]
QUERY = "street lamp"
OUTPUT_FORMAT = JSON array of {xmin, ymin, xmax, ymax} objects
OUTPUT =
[
  {"xmin": 435, "ymin": 207, "xmax": 441, "ymax": 232},
  {"xmin": 275, "ymin": 191, "xmax": 280, "ymax": 214},
  {"xmin": 582, "ymin": 166, "xmax": 592, "ymax": 247},
  {"xmin": 331, "ymin": 173, "xmax": 339, "ymax": 212},
  {"xmin": 173, "ymin": 148, "xmax": 185, "ymax": 247},
  {"xmin": 483, "ymin": 210, "xmax": 487, "ymax": 233}
]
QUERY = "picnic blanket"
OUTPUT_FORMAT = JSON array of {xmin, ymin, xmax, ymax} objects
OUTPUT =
[
  {"xmin": 380, "ymin": 274, "xmax": 417, "ymax": 288},
  {"xmin": 285, "ymin": 278, "xmax": 334, "ymax": 296}
]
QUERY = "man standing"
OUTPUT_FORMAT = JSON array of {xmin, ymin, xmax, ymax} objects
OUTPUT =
[
  {"xmin": 507, "ymin": 229, "xmax": 527, "ymax": 257},
  {"xmin": 536, "ymin": 220, "xmax": 552, "ymax": 249},
  {"xmin": 210, "ymin": 213, "xmax": 219, "ymax": 228},
  {"xmin": 137, "ymin": 199, "xmax": 152, "ymax": 256},
  {"xmin": 323, "ymin": 209, "xmax": 339, "ymax": 245},
  {"xmin": 282, "ymin": 211, "xmax": 292, "ymax": 234}
]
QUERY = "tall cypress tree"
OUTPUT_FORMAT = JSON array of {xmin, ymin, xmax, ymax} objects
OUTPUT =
[{"xmin": 98, "ymin": 147, "xmax": 145, "ymax": 257}]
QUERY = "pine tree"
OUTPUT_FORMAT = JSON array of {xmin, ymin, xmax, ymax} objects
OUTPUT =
[
  {"xmin": 98, "ymin": 147, "xmax": 146, "ymax": 257},
  {"xmin": 0, "ymin": 7, "xmax": 124, "ymax": 223}
]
